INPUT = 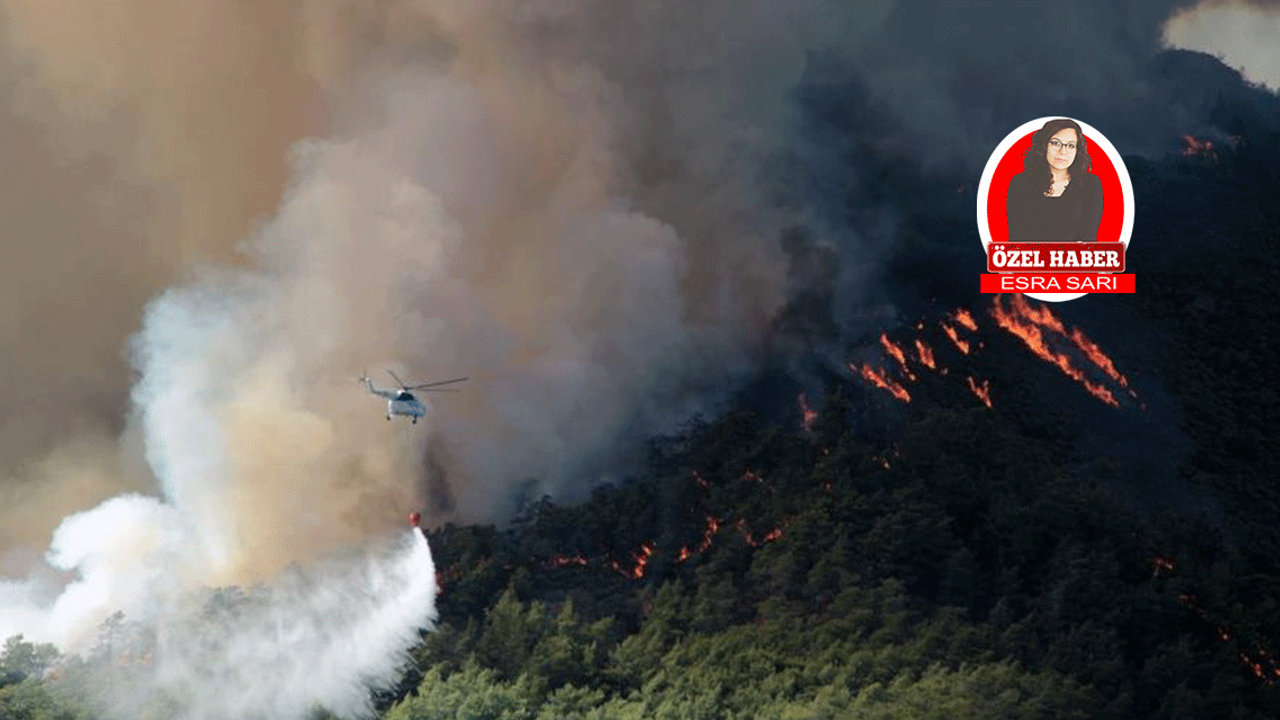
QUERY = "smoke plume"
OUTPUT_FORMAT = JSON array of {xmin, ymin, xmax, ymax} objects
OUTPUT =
[
  {"xmin": 0, "ymin": 0, "xmax": 1268, "ymax": 716},
  {"xmin": 60, "ymin": 519, "xmax": 436, "ymax": 720},
  {"xmin": 1163, "ymin": 0, "xmax": 1280, "ymax": 90}
]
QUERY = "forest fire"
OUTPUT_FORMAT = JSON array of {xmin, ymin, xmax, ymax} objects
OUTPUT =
[
  {"xmin": 1069, "ymin": 327, "xmax": 1138, "ymax": 398},
  {"xmin": 545, "ymin": 554, "xmax": 589, "ymax": 569},
  {"xmin": 1181, "ymin": 134, "xmax": 1217, "ymax": 160},
  {"xmin": 612, "ymin": 543, "xmax": 654, "ymax": 579},
  {"xmin": 966, "ymin": 377, "xmax": 993, "ymax": 408},
  {"xmin": 850, "ymin": 362, "xmax": 912, "ymax": 403},
  {"xmin": 941, "ymin": 321, "xmax": 971, "ymax": 354},
  {"xmin": 677, "ymin": 516, "xmax": 721, "ymax": 563},
  {"xmin": 914, "ymin": 338, "xmax": 938, "ymax": 371},
  {"xmin": 880, "ymin": 333, "xmax": 917, "ymax": 381},
  {"xmin": 989, "ymin": 295, "xmax": 1122, "ymax": 407},
  {"xmin": 797, "ymin": 392, "xmax": 817, "ymax": 432},
  {"xmin": 739, "ymin": 522, "xmax": 784, "ymax": 547},
  {"xmin": 1173, "ymin": 589, "xmax": 1280, "ymax": 684},
  {"xmin": 849, "ymin": 299, "xmax": 1136, "ymax": 413}
]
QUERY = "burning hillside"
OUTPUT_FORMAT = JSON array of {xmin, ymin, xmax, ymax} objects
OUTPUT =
[{"xmin": 848, "ymin": 295, "xmax": 1142, "ymax": 412}]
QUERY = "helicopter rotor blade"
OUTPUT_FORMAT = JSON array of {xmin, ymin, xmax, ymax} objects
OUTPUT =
[
  {"xmin": 386, "ymin": 369, "xmax": 408, "ymax": 389},
  {"xmin": 405, "ymin": 376, "xmax": 469, "ymax": 390}
]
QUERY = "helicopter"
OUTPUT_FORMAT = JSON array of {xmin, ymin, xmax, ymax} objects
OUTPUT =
[{"xmin": 360, "ymin": 369, "xmax": 467, "ymax": 424}]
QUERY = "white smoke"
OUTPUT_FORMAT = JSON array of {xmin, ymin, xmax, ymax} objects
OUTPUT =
[
  {"xmin": 85, "ymin": 528, "xmax": 435, "ymax": 720},
  {"xmin": 1163, "ymin": 0, "xmax": 1280, "ymax": 90},
  {"xmin": 2, "ymin": 497, "xmax": 436, "ymax": 720}
]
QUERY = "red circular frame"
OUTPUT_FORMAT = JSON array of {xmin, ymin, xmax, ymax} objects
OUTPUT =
[{"xmin": 985, "ymin": 132, "xmax": 1126, "ymax": 243}]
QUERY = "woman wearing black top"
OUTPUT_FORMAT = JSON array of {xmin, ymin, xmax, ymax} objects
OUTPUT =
[{"xmin": 1005, "ymin": 118, "xmax": 1103, "ymax": 243}]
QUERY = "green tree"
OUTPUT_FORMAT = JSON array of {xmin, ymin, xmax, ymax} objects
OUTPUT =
[{"xmin": 0, "ymin": 636, "xmax": 60, "ymax": 687}]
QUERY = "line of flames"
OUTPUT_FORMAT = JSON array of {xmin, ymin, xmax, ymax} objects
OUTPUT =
[
  {"xmin": 848, "ymin": 298, "xmax": 1138, "ymax": 412},
  {"xmin": 850, "ymin": 362, "xmax": 912, "ymax": 403},
  {"xmin": 853, "ymin": 312, "xmax": 987, "ymax": 407},
  {"xmin": 989, "ymin": 295, "xmax": 1122, "ymax": 407},
  {"xmin": 966, "ymin": 377, "xmax": 992, "ymax": 408},
  {"xmin": 881, "ymin": 332, "xmax": 918, "ymax": 381},
  {"xmin": 535, "ymin": 468, "xmax": 788, "ymax": 580},
  {"xmin": 1157, "ymin": 555, "xmax": 1280, "ymax": 685}
]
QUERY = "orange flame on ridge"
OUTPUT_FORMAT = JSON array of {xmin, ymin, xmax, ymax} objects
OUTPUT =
[
  {"xmin": 1181, "ymin": 134, "xmax": 1217, "ymax": 159},
  {"xmin": 880, "ymin": 332, "xmax": 917, "ymax": 381},
  {"xmin": 797, "ymin": 392, "xmax": 818, "ymax": 432},
  {"xmin": 1069, "ymin": 327, "xmax": 1138, "ymax": 398},
  {"xmin": 914, "ymin": 338, "xmax": 937, "ymax": 370},
  {"xmin": 966, "ymin": 377, "xmax": 993, "ymax": 408},
  {"xmin": 613, "ymin": 543, "xmax": 654, "ymax": 579},
  {"xmin": 678, "ymin": 515, "xmax": 722, "ymax": 563},
  {"xmin": 1166, "ymin": 562, "xmax": 1278, "ymax": 684},
  {"xmin": 736, "ymin": 518, "xmax": 784, "ymax": 547},
  {"xmin": 989, "ymin": 295, "xmax": 1120, "ymax": 407},
  {"xmin": 941, "ymin": 322, "xmax": 970, "ymax": 354},
  {"xmin": 546, "ymin": 554, "xmax": 589, "ymax": 569},
  {"xmin": 850, "ymin": 363, "xmax": 912, "ymax": 403}
]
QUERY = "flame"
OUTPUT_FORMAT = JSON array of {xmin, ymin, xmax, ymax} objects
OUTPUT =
[
  {"xmin": 914, "ymin": 338, "xmax": 937, "ymax": 370},
  {"xmin": 941, "ymin": 321, "xmax": 971, "ymax": 354},
  {"xmin": 545, "ymin": 554, "xmax": 588, "ymax": 569},
  {"xmin": 850, "ymin": 362, "xmax": 912, "ymax": 403},
  {"xmin": 677, "ymin": 515, "xmax": 722, "ymax": 563},
  {"xmin": 1152, "ymin": 555, "xmax": 1175, "ymax": 577},
  {"xmin": 1181, "ymin": 134, "xmax": 1217, "ymax": 159},
  {"xmin": 989, "ymin": 295, "xmax": 1120, "ymax": 407},
  {"xmin": 613, "ymin": 543, "xmax": 654, "ymax": 579},
  {"xmin": 1068, "ymin": 327, "xmax": 1138, "ymax": 398},
  {"xmin": 847, "ymin": 302, "xmax": 1135, "ymax": 422},
  {"xmin": 797, "ymin": 392, "xmax": 817, "ymax": 432},
  {"xmin": 736, "ymin": 518, "xmax": 784, "ymax": 547},
  {"xmin": 966, "ymin": 377, "xmax": 993, "ymax": 408},
  {"xmin": 1169, "ymin": 567, "xmax": 1278, "ymax": 684},
  {"xmin": 880, "ymin": 332, "xmax": 917, "ymax": 381}
]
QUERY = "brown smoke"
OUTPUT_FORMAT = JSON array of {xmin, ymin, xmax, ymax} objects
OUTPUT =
[
  {"xmin": 0, "ymin": 0, "xmax": 823, "ymax": 584},
  {"xmin": 0, "ymin": 0, "xmax": 1244, "ymax": 588}
]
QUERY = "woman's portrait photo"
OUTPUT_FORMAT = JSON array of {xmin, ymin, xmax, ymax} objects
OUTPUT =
[{"xmin": 1004, "ymin": 118, "xmax": 1103, "ymax": 243}]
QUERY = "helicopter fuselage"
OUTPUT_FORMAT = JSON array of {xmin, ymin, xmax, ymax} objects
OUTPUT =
[{"xmin": 388, "ymin": 391, "xmax": 426, "ymax": 422}]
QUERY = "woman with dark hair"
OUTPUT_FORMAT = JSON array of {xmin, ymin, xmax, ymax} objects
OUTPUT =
[{"xmin": 1005, "ymin": 118, "xmax": 1103, "ymax": 242}]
